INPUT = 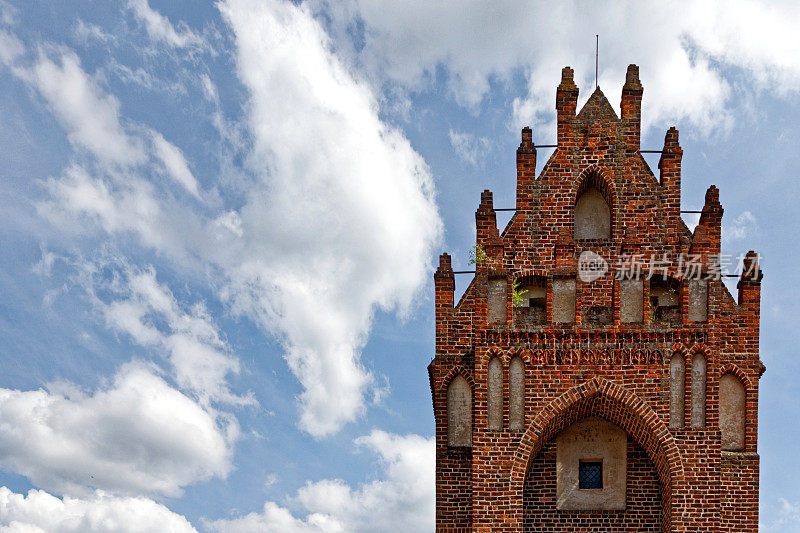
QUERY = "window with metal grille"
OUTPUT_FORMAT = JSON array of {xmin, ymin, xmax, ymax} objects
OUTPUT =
[{"xmin": 579, "ymin": 460, "xmax": 603, "ymax": 489}]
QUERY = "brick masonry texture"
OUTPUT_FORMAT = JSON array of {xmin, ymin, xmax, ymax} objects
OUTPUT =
[{"xmin": 429, "ymin": 64, "xmax": 765, "ymax": 532}]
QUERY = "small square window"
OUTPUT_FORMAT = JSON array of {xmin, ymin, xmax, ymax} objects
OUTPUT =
[{"xmin": 579, "ymin": 460, "xmax": 603, "ymax": 489}]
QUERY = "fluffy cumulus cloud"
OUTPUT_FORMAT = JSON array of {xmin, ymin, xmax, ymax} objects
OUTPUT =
[
  {"xmin": 217, "ymin": 0, "xmax": 442, "ymax": 435},
  {"xmin": 2, "ymin": 0, "xmax": 442, "ymax": 437},
  {"xmin": 208, "ymin": 430, "xmax": 434, "ymax": 533},
  {"xmin": 317, "ymin": 0, "xmax": 800, "ymax": 137},
  {"xmin": 0, "ymin": 487, "xmax": 197, "ymax": 533},
  {"xmin": 0, "ymin": 363, "xmax": 236, "ymax": 498}
]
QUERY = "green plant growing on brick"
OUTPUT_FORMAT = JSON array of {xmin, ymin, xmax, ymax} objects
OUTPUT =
[
  {"xmin": 469, "ymin": 243, "xmax": 487, "ymax": 265},
  {"xmin": 512, "ymin": 278, "xmax": 529, "ymax": 307}
]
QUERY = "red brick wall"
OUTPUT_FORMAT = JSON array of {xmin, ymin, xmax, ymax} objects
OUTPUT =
[{"xmin": 429, "ymin": 64, "xmax": 764, "ymax": 532}]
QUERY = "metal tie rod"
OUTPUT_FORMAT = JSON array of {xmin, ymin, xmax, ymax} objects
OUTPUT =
[
  {"xmin": 452, "ymin": 271, "xmax": 745, "ymax": 277},
  {"xmin": 526, "ymin": 146, "xmax": 662, "ymax": 152},
  {"xmin": 495, "ymin": 208, "xmax": 705, "ymax": 213}
]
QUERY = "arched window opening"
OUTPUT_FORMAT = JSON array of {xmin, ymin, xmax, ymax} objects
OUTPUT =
[
  {"xmin": 509, "ymin": 357, "xmax": 525, "ymax": 431},
  {"xmin": 514, "ymin": 275, "xmax": 546, "ymax": 326},
  {"xmin": 575, "ymin": 188, "xmax": 611, "ymax": 240},
  {"xmin": 691, "ymin": 354, "xmax": 706, "ymax": 428},
  {"xmin": 447, "ymin": 375, "xmax": 472, "ymax": 447},
  {"xmin": 720, "ymin": 374, "xmax": 746, "ymax": 451},
  {"xmin": 669, "ymin": 354, "xmax": 685, "ymax": 429},
  {"xmin": 650, "ymin": 276, "xmax": 681, "ymax": 326},
  {"xmin": 487, "ymin": 358, "xmax": 503, "ymax": 431}
]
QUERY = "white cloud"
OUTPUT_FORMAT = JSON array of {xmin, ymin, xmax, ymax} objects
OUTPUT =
[
  {"xmin": 7, "ymin": 48, "xmax": 144, "ymax": 166},
  {"xmin": 84, "ymin": 260, "xmax": 251, "ymax": 407},
  {"xmin": 0, "ymin": 486, "xmax": 197, "ymax": 533},
  {"xmin": 0, "ymin": 363, "xmax": 236, "ymax": 498},
  {"xmin": 127, "ymin": 0, "xmax": 203, "ymax": 49},
  {"xmin": 200, "ymin": 73, "xmax": 219, "ymax": 103},
  {"xmin": 318, "ymin": 0, "xmax": 800, "ymax": 137},
  {"xmin": 0, "ymin": 30, "xmax": 22, "ymax": 66},
  {"xmin": 723, "ymin": 210, "xmax": 757, "ymax": 243},
  {"xmin": 761, "ymin": 498, "xmax": 800, "ymax": 532},
  {"xmin": 39, "ymin": 164, "xmax": 180, "ymax": 251},
  {"xmin": 448, "ymin": 129, "xmax": 490, "ymax": 166},
  {"xmin": 217, "ymin": 0, "xmax": 442, "ymax": 435},
  {"xmin": 11, "ymin": 0, "xmax": 442, "ymax": 438},
  {"xmin": 0, "ymin": 1, "xmax": 17, "ymax": 27},
  {"xmin": 207, "ymin": 430, "xmax": 434, "ymax": 533},
  {"xmin": 72, "ymin": 20, "xmax": 116, "ymax": 46},
  {"xmin": 150, "ymin": 132, "xmax": 200, "ymax": 197}
]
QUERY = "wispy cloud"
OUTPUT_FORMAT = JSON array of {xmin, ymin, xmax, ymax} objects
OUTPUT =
[
  {"xmin": 72, "ymin": 19, "xmax": 117, "ymax": 46},
  {"xmin": 5, "ymin": 47, "xmax": 144, "ymax": 167},
  {"xmin": 79, "ymin": 258, "xmax": 252, "ymax": 407},
  {"xmin": 448, "ymin": 128, "xmax": 491, "ymax": 166},
  {"xmin": 218, "ymin": 0, "xmax": 442, "ymax": 435},
  {"xmin": 723, "ymin": 210, "xmax": 757, "ymax": 243},
  {"xmin": 127, "ymin": 0, "xmax": 204, "ymax": 50},
  {"xmin": 150, "ymin": 131, "xmax": 200, "ymax": 197},
  {"xmin": 761, "ymin": 498, "xmax": 800, "ymax": 532}
]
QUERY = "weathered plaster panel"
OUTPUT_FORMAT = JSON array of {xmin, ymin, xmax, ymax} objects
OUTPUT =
[
  {"xmin": 688, "ymin": 279, "xmax": 709, "ymax": 322},
  {"xmin": 691, "ymin": 354, "xmax": 707, "ymax": 428},
  {"xmin": 670, "ymin": 355, "xmax": 685, "ymax": 429},
  {"xmin": 575, "ymin": 188, "xmax": 611, "ymax": 240},
  {"xmin": 447, "ymin": 375, "xmax": 472, "ymax": 447},
  {"xmin": 487, "ymin": 357, "xmax": 503, "ymax": 430},
  {"xmin": 720, "ymin": 374, "xmax": 745, "ymax": 451},
  {"xmin": 509, "ymin": 357, "xmax": 525, "ymax": 431},
  {"xmin": 620, "ymin": 278, "xmax": 643, "ymax": 323},
  {"xmin": 556, "ymin": 417, "xmax": 627, "ymax": 510},
  {"xmin": 488, "ymin": 278, "xmax": 507, "ymax": 324},
  {"xmin": 552, "ymin": 278, "xmax": 576, "ymax": 323}
]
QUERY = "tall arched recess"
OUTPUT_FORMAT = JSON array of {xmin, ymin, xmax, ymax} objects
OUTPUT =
[
  {"xmin": 487, "ymin": 357, "xmax": 503, "ymax": 431},
  {"xmin": 574, "ymin": 169, "xmax": 614, "ymax": 240},
  {"xmin": 508, "ymin": 378, "xmax": 684, "ymax": 532},
  {"xmin": 447, "ymin": 374, "xmax": 472, "ymax": 447}
]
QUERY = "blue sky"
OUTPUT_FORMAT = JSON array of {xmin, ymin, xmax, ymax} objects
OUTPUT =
[{"xmin": 0, "ymin": 0, "xmax": 798, "ymax": 531}]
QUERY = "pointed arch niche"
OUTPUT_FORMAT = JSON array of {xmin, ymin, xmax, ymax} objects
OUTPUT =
[
  {"xmin": 447, "ymin": 374, "xmax": 473, "ymax": 447},
  {"xmin": 574, "ymin": 170, "xmax": 614, "ymax": 240},
  {"xmin": 510, "ymin": 379, "xmax": 684, "ymax": 532}
]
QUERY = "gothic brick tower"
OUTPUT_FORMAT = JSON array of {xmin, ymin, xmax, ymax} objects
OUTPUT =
[{"xmin": 429, "ymin": 65, "xmax": 764, "ymax": 532}]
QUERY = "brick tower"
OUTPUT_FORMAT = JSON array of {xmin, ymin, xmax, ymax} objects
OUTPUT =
[{"xmin": 429, "ymin": 65, "xmax": 764, "ymax": 532}]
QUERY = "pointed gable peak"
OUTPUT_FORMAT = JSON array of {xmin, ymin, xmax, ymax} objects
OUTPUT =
[{"xmin": 577, "ymin": 86, "xmax": 619, "ymax": 124}]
